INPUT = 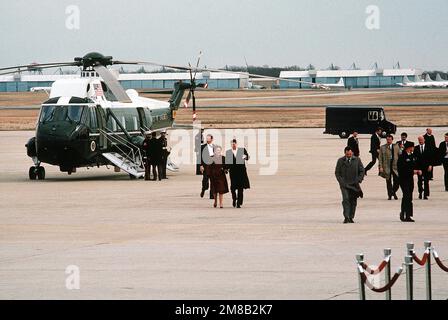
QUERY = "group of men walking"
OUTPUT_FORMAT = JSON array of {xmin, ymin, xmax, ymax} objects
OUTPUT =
[
  {"xmin": 142, "ymin": 131, "xmax": 170, "ymax": 181},
  {"xmin": 195, "ymin": 130, "xmax": 251, "ymax": 209},
  {"xmin": 336, "ymin": 128, "xmax": 448, "ymax": 224}
]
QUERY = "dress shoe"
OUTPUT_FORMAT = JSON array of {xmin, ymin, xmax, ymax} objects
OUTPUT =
[
  {"xmin": 418, "ymin": 193, "xmax": 422, "ymax": 199},
  {"xmin": 424, "ymin": 196, "xmax": 428, "ymax": 200},
  {"xmin": 213, "ymin": 202, "xmax": 217, "ymax": 208},
  {"xmin": 200, "ymin": 190, "xmax": 205, "ymax": 198},
  {"xmin": 405, "ymin": 218, "xmax": 415, "ymax": 222},
  {"xmin": 343, "ymin": 218, "xmax": 349, "ymax": 224},
  {"xmin": 394, "ymin": 194, "xmax": 398, "ymax": 200},
  {"xmin": 232, "ymin": 200, "xmax": 236, "ymax": 208},
  {"xmin": 220, "ymin": 206, "xmax": 223, "ymax": 209},
  {"xmin": 399, "ymin": 212, "xmax": 405, "ymax": 222},
  {"xmin": 237, "ymin": 204, "xmax": 241, "ymax": 208},
  {"xmin": 349, "ymin": 218, "xmax": 354, "ymax": 223},
  {"xmin": 388, "ymin": 196, "xmax": 392, "ymax": 200}
]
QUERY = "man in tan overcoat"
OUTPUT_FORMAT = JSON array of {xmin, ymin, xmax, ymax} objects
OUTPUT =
[{"xmin": 379, "ymin": 134, "xmax": 400, "ymax": 200}]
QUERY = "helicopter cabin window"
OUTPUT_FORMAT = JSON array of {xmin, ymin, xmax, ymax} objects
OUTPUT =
[
  {"xmin": 89, "ymin": 108, "xmax": 98, "ymax": 132},
  {"xmin": 106, "ymin": 116, "xmax": 118, "ymax": 132}
]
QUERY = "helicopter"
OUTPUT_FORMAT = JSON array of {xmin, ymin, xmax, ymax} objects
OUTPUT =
[{"xmin": 0, "ymin": 52, "xmax": 320, "ymax": 180}]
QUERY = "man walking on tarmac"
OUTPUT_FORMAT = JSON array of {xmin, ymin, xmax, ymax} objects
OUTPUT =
[
  {"xmin": 397, "ymin": 142, "xmax": 422, "ymax": 222},
  {"xmin": 158, "ymin": 131, "xmax": 170, "ymax": 179}
]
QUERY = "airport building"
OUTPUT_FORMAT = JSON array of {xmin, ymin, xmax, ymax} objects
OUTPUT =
[
  {"xmin": 279, "ymin": 68, "xmax": 423, "ymax": 89},
  {"xmin": 0, "ymin": 72, "xmax": 249, "ymax": 92}
]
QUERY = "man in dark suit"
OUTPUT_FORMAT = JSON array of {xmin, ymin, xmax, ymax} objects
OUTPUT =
[
  {"xmin": 397, "ymin": 142, "xmax": 421, "ymax": 222},
  {"xmin": 226, "ymin": 139, "xmax": 250, "ymax": 208},
  {"xmin": 158, "ymin": 131, "xmax": 169, "ymax": 179},
  {"xmin": 147, "ymin": 132, "xmax": 163, "ymax": 181},
  {"xmin": 439, "ymin": 133, "xmax": 448, "ymax": 191},
  {"xmin": 397, "ymin": 132, "xmax": 408, "ymax": 155},
  {"xmin": 142, "ymin": 133, "xmax": 152, "ymax": 180},
  {"xmin": 347, "ymin": 131, "xmax": 360, "ymax": 157},
  {"xmin": 195, "ymin": 128, "xmax": 204, "ymax": 175},
  {"xmin": 414, "ymin": 136, "xmax": 434, "ymax": 199},
  {"xmin": 335, "ymin": 146, "xmax": 365, "ymax": 224},
  {"xmin": 364, "ymin": 127, "xmax": 382, "ymax": 174},
  {"xmin": 200, "ymin": 134, "xmax": 215, "ymax": 199}
]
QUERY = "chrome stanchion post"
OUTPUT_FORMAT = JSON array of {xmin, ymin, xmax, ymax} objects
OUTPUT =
[
  {"xmin": 404, "ymin": 255, "xmax": 413, "ymax": 300},
  {"xmin": 356, "ymin": 253, "xmax": 366, "ymax": 300},
  {"xmin": 406, "ymin": 242, "xmax": 414, "ymax": 258},
  {"xmin": 384, "ymin": 248, "xmax": 392, "ymax": 300},
  {"xmin": 424, "ymin": 241, "xmax": 432, "ymax": 300}
]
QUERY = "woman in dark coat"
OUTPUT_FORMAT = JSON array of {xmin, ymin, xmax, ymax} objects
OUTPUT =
[
  {"xmin": 207, "ymin": 146, "xmax": 229, "ymax": 208},
  {"xmin": 226, "ymin": 139, "xmax": 250, "ymax": 208}
]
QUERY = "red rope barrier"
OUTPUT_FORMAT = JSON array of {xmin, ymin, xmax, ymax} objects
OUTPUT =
[
  {"xmin": 433, "ymin": 250, "xmax": 448, "ymax": 272},
  {"xmin": 360, "ymin": 267, "xmax": 403, "ymax": 293},
  {"xmin": 411, "ymin": 250, "xmax": 429, "ymax": 266},
  {"xmin": 360, "ymin": 256, "xmax": 390, "ymax": 275}
]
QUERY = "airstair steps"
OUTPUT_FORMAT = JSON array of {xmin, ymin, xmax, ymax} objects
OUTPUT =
[{"xmin": 102, "ymin": 152, "xmax": 145, "ymax": 178}]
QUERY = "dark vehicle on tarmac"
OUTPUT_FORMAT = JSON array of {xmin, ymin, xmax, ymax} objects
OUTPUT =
[{"xmin": 324, "ymin": 106, "xmax": 397, "ymax": 139}]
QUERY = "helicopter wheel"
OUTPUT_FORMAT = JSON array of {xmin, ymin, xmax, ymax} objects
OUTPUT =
[
  {"xmin": 36, "ymin": 167, "xmax": 45, "ymax": 180},
  {"xmin": 129, "ymin": 174, "xmax": 137, "ymax": 180},
  {"xmin": 29, "ymin": 167, "xmax": 37, "ymax": 180}
]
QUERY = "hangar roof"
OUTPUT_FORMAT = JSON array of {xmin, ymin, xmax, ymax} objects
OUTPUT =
[{"xmin": 280, "ymin": 68, "xmax": 423, "ymax": 78}]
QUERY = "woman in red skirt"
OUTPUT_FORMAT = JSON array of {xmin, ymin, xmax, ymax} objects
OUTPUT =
[{"xmin": 207, "ymin": 146, "xmax": 229, "ymax": 208}]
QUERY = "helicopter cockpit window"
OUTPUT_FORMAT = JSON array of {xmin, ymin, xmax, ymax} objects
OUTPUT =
[
  {"xmin": 39, "ymin": 105, "xmax": 56, "ymax": 123},
  {"xmin": 39, "ymin": 105, "xmax": 86, "ymax": 123},
  {"xmin": 66, "ymin": 106, "xmax": 84, "ymax": 122}
]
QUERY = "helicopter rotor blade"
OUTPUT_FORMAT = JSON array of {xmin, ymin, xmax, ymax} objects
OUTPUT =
[
  {"xmin": 192, "ymin": 89, "xmax": 197, "ymax": 121},
  {"xmin": 193, "ymin": 51, "xmax": 202, "ymax": 80},
  {"xmin": 0, "ymin": 62, "xmax": 76, "ymax": 72},
  {"xmin": 0, "ymin": 63, "xmax": 78, "ymax": 76},
  {"xmin": 93, "ymin": 65, "xmax": 132, "ymax": 103},
  {"xmin": 184, "ymin": 90, "xmax": 192, "ymax": 108}
]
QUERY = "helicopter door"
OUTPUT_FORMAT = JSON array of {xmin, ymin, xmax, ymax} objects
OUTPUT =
[
  {"xmin": 95, "ymin": 106, "xmax": 107, "ymax": 148},
  {"xmin": 137, "ymin": 107, "xmax": 149, "ymax": 132}
]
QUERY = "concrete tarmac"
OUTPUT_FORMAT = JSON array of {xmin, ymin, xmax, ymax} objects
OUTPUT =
[{"xmin": 0, "ymin": 128, "xmax": 447, "ymax": 299}]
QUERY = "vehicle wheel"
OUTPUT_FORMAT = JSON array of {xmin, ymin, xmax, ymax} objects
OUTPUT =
[
  {"xmin": 37, "ymin": 167, "xmax": 45, "ymax": 180},
  {"xmin": 29, "ymin": 167, "xmax": 37, "ymax": 180},
  {"xmin": 381, "ymin": 131, "xmax": 387, "ymax": 138},
  {"xmin": 339, "ymin": 132, "xmax": 348, "ymax": 139},
  {"xmin": 129, "ymin": 174, "xmax": 136, "ymax": 180}
]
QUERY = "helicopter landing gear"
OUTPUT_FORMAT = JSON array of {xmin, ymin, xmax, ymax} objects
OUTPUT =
[
  {"xmin": 29, "ymin": 157, "xmax": 45, "ymax": 180},
  {"xmin": 29, "ymin": 166, "xmax": 45, "ymax": 180}
]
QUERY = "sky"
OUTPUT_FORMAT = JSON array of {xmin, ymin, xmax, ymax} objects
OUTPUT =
[{"xmin": 1, "ymin": 0, "xmax": 447, "ymax": 71}]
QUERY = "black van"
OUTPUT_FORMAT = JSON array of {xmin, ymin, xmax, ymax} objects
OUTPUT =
[{"xmin": 324, "ymin": 106, "xmax": 397, "ymax": 138}]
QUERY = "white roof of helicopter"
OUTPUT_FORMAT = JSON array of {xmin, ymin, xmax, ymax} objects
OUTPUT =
[
  {"xmin": 48, "ymin": 78, "xmax": 169, "ymax": 110},
  {"xmin": 49, "ymin": 78, "xmax": 91, "ymax": 98}
]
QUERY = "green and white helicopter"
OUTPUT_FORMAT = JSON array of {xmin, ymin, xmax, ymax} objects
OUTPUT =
[{"xmin": 0, "ymin": 52, "xmax": 319, "ymax": 180}]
